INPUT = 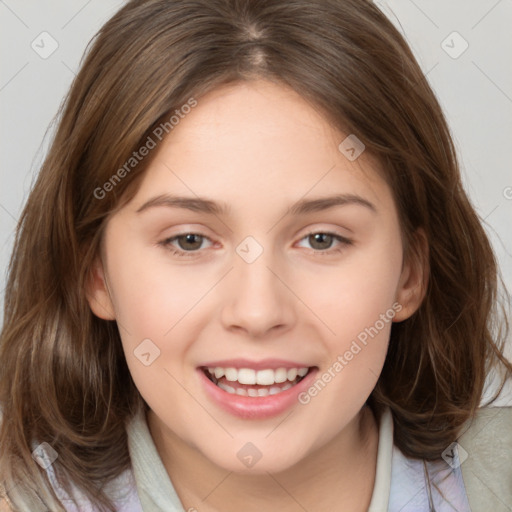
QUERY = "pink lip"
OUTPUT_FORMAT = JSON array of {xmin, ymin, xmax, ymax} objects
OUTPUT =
[
  {"xmin": 197, "ymin": 366, "xmax": 318, "ymax": 420},
  {"xmin": 198, "ymin": 358, "xmax": 311, "ymax": 370}
]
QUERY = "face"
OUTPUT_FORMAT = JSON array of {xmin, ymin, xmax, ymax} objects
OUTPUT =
[{"xmin": 88, "ymin": 80, "xmax": 424, "ymax": 474}]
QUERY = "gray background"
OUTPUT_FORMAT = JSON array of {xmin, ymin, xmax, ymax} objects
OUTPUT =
[{"xmin": 1, "ymin": 0, "xmax": 511, "ymax": 404}]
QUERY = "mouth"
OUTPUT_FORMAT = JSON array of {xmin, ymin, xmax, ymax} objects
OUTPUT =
[{"xmin": 200, "ymin": 365, "xmax": 315, "ymax": 397}]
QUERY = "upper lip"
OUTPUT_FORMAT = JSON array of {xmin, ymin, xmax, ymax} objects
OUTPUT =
[{"xmin": 199, "ymin": 358, "xmax": 314, "ymax": 370}]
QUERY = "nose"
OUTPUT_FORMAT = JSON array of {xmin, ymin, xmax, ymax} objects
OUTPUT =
[{"xmin": 220, "ymin": 245, "xmax": 296, "ymax": 339}]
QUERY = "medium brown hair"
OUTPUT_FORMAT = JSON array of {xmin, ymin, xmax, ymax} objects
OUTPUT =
[{"xmin": 1, "ymin": 0, "xmax": 511, "ymax": 509}]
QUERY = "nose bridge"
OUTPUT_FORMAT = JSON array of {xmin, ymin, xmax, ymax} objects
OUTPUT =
[{"xmin": 220, "ymin": 235, "xmax": 295, "ymax": 336}]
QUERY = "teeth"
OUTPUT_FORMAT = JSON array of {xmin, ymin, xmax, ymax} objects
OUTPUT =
[
  {"xmin": 274, "ymin": 368, "xmax": 288, "ymax": 383},
  {"xmin": 237, "ymin": 368, "xmax": 256, "ymax": 385},
  {"xmin": 217, "ymin": 382, "xmax": 235, "ymax": 394},
  {"xmin": 208, "ymin": 366, "xmax": 310, "ymax": 386},
  {"xmin": 214, "ymin": 367, "xmax": 225, "ymax": 379},
  {"xmin": 256, "ymin": 369, "xmax": 275, "ymax": 385},
  {"xmin": 225, "ymin": 368, "xmax": 238, "ymax": 381}
]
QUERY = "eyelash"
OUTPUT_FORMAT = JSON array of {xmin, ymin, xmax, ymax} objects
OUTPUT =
[{"xmin": 159, "ymin": 231, "xmax": 353, "ymax": 259}]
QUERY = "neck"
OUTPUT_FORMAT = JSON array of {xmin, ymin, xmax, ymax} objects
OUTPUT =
[{"xmin": 147, "ymin": 405, "xmax": 379, "ymax": 512}]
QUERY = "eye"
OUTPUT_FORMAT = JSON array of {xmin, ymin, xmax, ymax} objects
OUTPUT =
[
  {"xmin": 296, "ymin": 231, "xmax": 352, "ymax": 255},
  {"xmin": 159, "ymin": 230, "xmax": 353, "ymax": 259},
  {"xmin": 159, "ymin": 233, "xmax": 214, "ymax": 258}
]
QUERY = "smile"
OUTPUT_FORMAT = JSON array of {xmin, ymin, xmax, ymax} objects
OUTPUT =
[
  {"xmin": 197, "ymin": 358, "xmax": 319, "ymax": 418},
  {"xmin": 201, "ymin": 366, "xmax": 312, "ymax": 397}
]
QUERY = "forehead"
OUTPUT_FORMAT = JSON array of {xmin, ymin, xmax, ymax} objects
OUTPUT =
[{"xmin": 127, "ymin": 80, "xmax": 395, "ymax": 220}]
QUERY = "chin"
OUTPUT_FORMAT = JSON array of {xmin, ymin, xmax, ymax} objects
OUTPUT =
[{"xmin": 206, "ymin": 447, "xmax": 306, "ymax": 475}]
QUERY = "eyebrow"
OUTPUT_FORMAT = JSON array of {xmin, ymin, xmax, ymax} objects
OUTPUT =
[{"xmin": 135, "ymin": 193, "xmax": 377, "ymax": 216}]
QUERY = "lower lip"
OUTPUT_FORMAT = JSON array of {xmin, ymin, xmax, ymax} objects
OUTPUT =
[{"xmin": 198, "ymin": 367, "xmax": 318, "ymax": 419}]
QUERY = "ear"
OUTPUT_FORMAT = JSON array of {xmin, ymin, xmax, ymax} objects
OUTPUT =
[
  {"xmin": 85, "ymin": 256, "xmax": 116, "ymax": 320},
  {"xmin": 393, "ymin": 227, "xmax": 429, "ymax": 322}
]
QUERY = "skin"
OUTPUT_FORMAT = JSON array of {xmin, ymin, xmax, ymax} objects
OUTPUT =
[{"xmin": 87, "ymin": 80, "xmax": 426, "ymax": 511}]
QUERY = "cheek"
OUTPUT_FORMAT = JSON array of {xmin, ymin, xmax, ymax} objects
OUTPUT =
[
  {"xmin": 106, "ymin": 252, "xmax": 201, "ymax": 412},
  {"xmin": 103, "ymin": 241, "xmax": 209, "ymax": 395},
  {"xmin": 293, "ymin": 232, "xmax": 401, "ymax": 417},
  {"xmin": 297, "ymin": 249, "xmax": 400, "ymax": 427},
  {"xmin": 105, "ymin": 241, "xmax": 214, "ymax": 339},
  {"xmin": 298, "ymin": 234, "xmax": 403, "ymax": 345}
]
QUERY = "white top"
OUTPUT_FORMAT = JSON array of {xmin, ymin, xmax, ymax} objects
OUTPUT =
[{"xmin": 39, "ymin": 406, "xmax": 471, "ymax": 511}]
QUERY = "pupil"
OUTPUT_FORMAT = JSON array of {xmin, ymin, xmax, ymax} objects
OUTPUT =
[
  {"xmin": 179, "ymin": 234, "xmax": 202, "ymax": 250},
  {"xmin": 310, "ymin": 233, "xmax": 332, "ymax": 250}
]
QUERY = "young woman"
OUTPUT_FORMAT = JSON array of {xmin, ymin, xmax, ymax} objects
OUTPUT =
[{"xmin": 1, "ymin": 1, "xmax": 511, "ymax": 510}]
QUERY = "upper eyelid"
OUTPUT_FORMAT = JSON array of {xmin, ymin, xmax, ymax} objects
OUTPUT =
[
  {"xmin": 296, "ymin": 231, "xmax": 352, "ymax": 248},
  {"xmin": 162, "ymin": 221, "xmax": 353, "ymax": 238}
]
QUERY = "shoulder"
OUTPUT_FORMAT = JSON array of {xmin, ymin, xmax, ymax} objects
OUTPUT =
[
  {"xmin": 458, "ymin": 404, "xmax": 512, "ymax": 450},
  {"xmin": 457, "ymin": 405, "xmax": 512, "ymax": 512}
]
